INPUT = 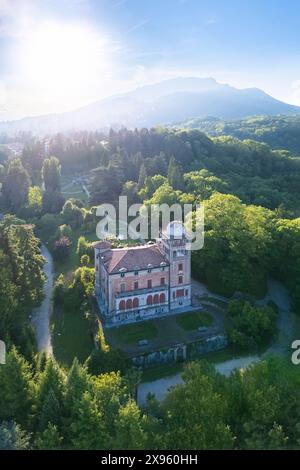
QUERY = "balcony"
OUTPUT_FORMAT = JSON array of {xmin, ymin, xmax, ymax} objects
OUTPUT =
[{"xmin": 115, "ymin": 284, "xmax": 168, "ymax": 299}]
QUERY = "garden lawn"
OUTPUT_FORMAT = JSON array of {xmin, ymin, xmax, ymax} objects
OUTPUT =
[
  {"xmin": 112, "ymin": 321, "xmax": 158, "ymax": 346},
  {"xmin": 176, "ymin": 311, "xmax": 213, "ymax": 331},
  {"xmin": 51, "ymin": 307, "xmax": 94, "ymax": 367},
  {"xmin": 61, "ymin": 176, "xmax": 89, "ymax": 204}
]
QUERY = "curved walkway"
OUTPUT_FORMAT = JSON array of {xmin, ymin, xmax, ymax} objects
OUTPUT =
[{"xmin": 31, "ymin": 245, "xmax": 54, "ymax": 355}]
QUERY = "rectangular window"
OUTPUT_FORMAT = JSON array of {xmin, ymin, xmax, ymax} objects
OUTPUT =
[
  {"xmin": 178, "ymin": 275, "xmax": 183, "ymax": 284},
  {"xmin": 160, "ymin": 277, "xmax": 165, "ymax": 286},
  {"xmin": 120, "ymin": 283, "xmax": 125, "ymax": 293},
  {"xmin": 120, "ymin": 272, "xmax": 125, "ymax": 278},
  {"xmin": 185, "ymin": 289, "xmax": 188, "ymax": 296},
  {"xmin": 134, "ymin": 281, "xmax": 139, "ymax": 290},
  {"xmin": 134, "ymin": 271, "xmax": 139, "ymax": 276},
  {"xmin": 147, "ymin": 279, "xmax": 152, "ymax": 288},
  {"xmin": 178, "ymin": 263, "xmax": 183, "ymax": 271},
  {"xmin": 176, "ymin": 289, "xmax": 184, "ymax": 297}
]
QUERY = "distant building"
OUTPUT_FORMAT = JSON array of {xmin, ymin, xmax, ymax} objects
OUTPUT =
[{"xmin": 94, "ymin": 221, "xmax": 192, "ymax": 324}]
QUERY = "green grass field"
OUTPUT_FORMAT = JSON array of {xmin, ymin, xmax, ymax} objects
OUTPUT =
[
  {"xmin": 112, "ymin": 321, "xmax": 158, "ymax": 346},
  {"xmin": 61, "ymin": 176, "xmax": 90, "ymax": 204},
  {"xmin": 51, "ymin": 307, "xmax": 94, "ymax": 367},
  {"xmin": 176, "ymin": 311, "xmax": 214, "ymax": 331}
]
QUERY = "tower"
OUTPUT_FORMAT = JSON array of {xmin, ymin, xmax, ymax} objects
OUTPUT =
[{"xmin": 157, "ymin": 221, "xmax": 192, "ymax": 310}]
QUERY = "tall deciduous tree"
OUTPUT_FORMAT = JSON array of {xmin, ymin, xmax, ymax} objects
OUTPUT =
[
  {"xmin": 162, "ymin": 362, "xmax": 234, "ymax": 450},
  {"xmin": 28, "ymin": 186, "xmax": 43, "ymax": 214},
  {"xmin": 192, "ymin": 193, "xmax": 273, "ymax": 297},
  {"xmin": 41, "ymin": 156, "xmax": 64, "ymax": 213},
  {"xmin": 42, "ymin": 156, "xmax": 61, "ymax": 192},
  {"xmin": 2, "ymin": 159, "xmax": 30, "ymax": 212}
]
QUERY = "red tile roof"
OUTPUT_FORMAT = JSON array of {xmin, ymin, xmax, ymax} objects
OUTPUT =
[{"xmin": 101, "ymin": 244, "xmax": 168, "ymax": 274}]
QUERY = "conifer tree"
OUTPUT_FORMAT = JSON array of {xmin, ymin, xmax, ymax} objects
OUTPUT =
[
  {"xmin": 138, "ymin": 163, "xmax": 147, "ymax": 189},
  {"xmin": 0, "ymin": 421, "xmax": 31, "ymax": 450},
  {"xmin": 0, "ymin": 348, "xmax": 35, "ymax": 429},
  {"xmin": 38, "ymin": 388, "xmax": 62, "ymax": 431},
  {"xmin": 42, "ymin": 156, "xmax": 61, "ymax": 192},
  {"xmin": 63, "ymin": 359, "xmax": 92, "ymax": 440},
  {"xmin": 114, "ymin": 400, "xmax": 147, "ymax": 450},
  {"xmin": 35, "ymin": 423, "xmax": 63, "ymax": 450},
  {"xmin": 37, "ymin": 358, "xmax": 66, "ymax": 420},
  {"xmin": 70, "ymin": 392, "xmax": 107, "ymax": 450},
  {"xmin": 167, "ymin": 155, "xmax": 184, "ymax": 190}
]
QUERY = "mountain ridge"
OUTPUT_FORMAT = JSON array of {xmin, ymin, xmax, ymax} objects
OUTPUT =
[{"xmin": 1, "ymin": 77, "xmax": 299, "ymax": 135}]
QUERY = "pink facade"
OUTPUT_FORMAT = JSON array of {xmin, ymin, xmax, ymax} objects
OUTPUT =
[{"xmin": 94, "ymin": 223, "xmax": 192, "ymax": 324}]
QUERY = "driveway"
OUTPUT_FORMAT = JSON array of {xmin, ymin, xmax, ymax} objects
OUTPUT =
[{"xmin": 31, "ymin": 245, "xmax": 54, "ymax": 355}]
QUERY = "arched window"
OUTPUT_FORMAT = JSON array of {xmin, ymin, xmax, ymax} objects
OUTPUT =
[
  {"xmin": 119, "ymin": 300, "xmax": 125, "ymax": 310},
  {"xmin": 126, "ymin": 299, "xmax": 132, "ymax": 309},
  {"xmin": 147, "ymin": 295, "xmax": 152, "ymax": 305},
  {"xmin": 153, "ymin": 294, "xmax": 159, "ymax": 304},
  {"xmin": 159, "ymin": 293, "xmax": 166, "ymax": 303},
  {"xmin": 133, "ymin": 298, "xmax": 139, "ymax": 308}
]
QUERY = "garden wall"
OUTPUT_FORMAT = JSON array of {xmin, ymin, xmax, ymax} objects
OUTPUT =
[{"xmin": 131, "ymin": 334, "xmax": 228, "ymax": 369}]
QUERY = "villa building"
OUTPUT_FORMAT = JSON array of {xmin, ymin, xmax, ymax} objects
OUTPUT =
[{"xmin": 94, "ymin": 222, "xmax": 192, "ymax": 324}]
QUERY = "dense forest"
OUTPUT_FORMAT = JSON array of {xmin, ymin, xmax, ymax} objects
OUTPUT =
[
  {"xmin": 1, "ymin": 126, "xmax": 300, "ymax": 306},
  {"xmin": 1, "ymin": 351, "xmax": 300, "ymax": 450},
  {"xmin": 173, "ymin": 114, "xmax": 300, "ymax": 156},
  {"xmin": 5, "ymin": 125, "xmax": 300, "ymax": 212},
  {"xmin": 2, "ymin": 126, "xmax": 300, "ymax": 305},
  {"xmin": 1, "ymin": 122, "xmax": 300, "ymax": 450}
]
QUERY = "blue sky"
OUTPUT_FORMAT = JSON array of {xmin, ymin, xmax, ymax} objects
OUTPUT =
[{"xmin": 1, "ymin": 0, "xmax": 300, "ymax": 117}]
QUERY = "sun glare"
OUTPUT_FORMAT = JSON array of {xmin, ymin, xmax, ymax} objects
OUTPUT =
[{"xmin": 19, "ymin": 21, "xmax": 109, "ymax": 109}]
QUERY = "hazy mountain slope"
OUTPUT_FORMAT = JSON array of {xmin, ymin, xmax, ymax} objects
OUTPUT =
[
  {"xmin": 172, "ymin": 115, "xmax": 300, "ymax": 155},
  {"xmin": 1, "ymin": 77, "xmax": 299, "ymax": 135}
]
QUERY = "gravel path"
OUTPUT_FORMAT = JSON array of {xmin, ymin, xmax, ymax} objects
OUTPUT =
[
  {"xmin": 137, "ymin": 356, "xmax": 260, "ymax": 406},
  {"xmin": 31, "ymin": 245, "xmax": 54, "ymax": 355},
  {"xmin": 138, "ymin": 374, "xmax": 184, "ymax": 405},
  {"xmin": 260, "ymin": 278, "xmax": 300, "ymax": 356}
]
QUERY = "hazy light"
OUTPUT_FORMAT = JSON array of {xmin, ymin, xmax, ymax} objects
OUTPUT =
[{"xmin": 18, "ymin": 21, "xmax": 110, "ymax": 110}]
